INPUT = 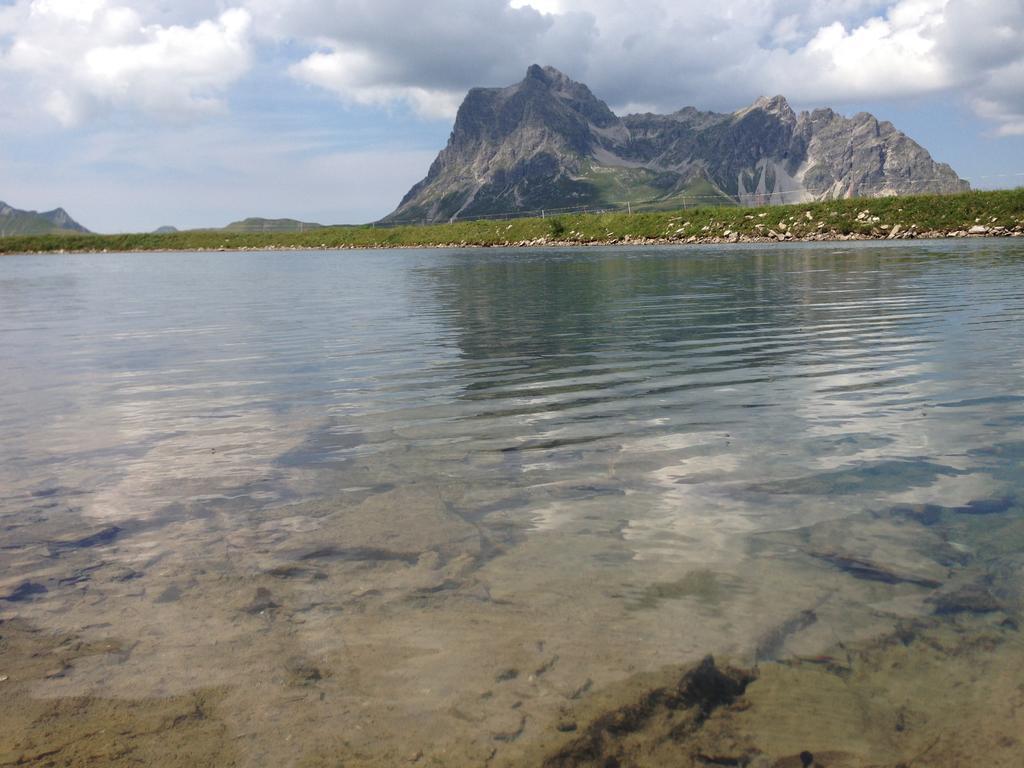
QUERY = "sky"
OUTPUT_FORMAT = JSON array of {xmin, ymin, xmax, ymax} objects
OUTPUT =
[{"xmin": 1, "ymin": 0, "xmax": 1023, "ymax": 233}]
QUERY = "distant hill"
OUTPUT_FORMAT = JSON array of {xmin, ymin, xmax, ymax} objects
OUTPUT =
[
  {"xmin": 153, "ymin": 225, "xmax": 178, "ymax": 234},
  {"xmin": 387, "ymin": 65, "xmax": 969, "ymax": 223},
  {"xmin": 223, "ymin": 217, "xmax": 323, "ymax": 233},
  {"xmin": 0, "ymin": 201, "xmax": 90, "ymax": 236}
]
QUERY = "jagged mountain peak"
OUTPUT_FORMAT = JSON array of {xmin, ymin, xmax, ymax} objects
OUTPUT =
[
  {"xmin": 736, "ymin": 95, "xmax": 796, "ymax": 124},
  {"xmin": 522, "ymin": 64, "xmax": 592, "ymax": 99},
  {"xmin": 752, "ymin": 94, "xmax": 793, "ymax": 116},
  {"xmin": 386, "ymin": 70, "xmax": 968, "ymax": 224},
  {"xmin": 516, "ymin": 64, "xmax": 618, "ymax": 128},
  {"xmin": 524, "ymin": 63, "xmax": 569, "ymax": 87},
  {"xmin": 452, "ymin": 64, "xmax": 614, "ymax": 137}
]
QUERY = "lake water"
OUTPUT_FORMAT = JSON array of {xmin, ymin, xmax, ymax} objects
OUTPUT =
[{"xmin": 1, "ymin": 241, "xmax": 1023, "ymax": 766}]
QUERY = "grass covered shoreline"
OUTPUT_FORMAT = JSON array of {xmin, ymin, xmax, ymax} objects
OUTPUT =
[{"xmin": 3, "ymin": 189, "xmax": 1023, "ymax": 255}]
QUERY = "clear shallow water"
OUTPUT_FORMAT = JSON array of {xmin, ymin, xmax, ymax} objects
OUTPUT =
[{"xmin": 1, "ymin": 241, "xmax": 1023, "ymax": 766}]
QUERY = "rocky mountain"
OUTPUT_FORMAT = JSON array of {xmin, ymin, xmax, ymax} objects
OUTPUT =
[
  {"xmin": 386, "ymin": 65, "xmax": 968, "ymax": 224},
  {"xmin": 0, "ymin": 201, "xmax": 90, "ymax": 236}
]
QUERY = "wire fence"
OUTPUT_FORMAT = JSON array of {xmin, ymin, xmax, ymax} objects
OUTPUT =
[{"xmin": 376, "ymin": 171, "xmax": 1024, "ymax": 228}]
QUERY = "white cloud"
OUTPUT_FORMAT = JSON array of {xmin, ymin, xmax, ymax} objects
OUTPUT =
[
  {"xmin": 932, "ymin": 0, "xmax": 1024, "ymax": 136},
  {"xmin": 246, "ymin": 0, "xmax": 1024, "ymax": 135},
  {"xmin": 0, "ymin": 0, "xmax": 253, "ymax": 125},
  {"xmin": 510, "ymin": 0, "xmax": 563, "ymax": 12},
  {"xmin": 245, "ymin": 0, "xmax": 595, "ymax": 119},
  {"xmin": 2, "ymin": 0, "xmax": 1021, "ymax": 133},
  {"xmin": 290, "ymin": 48, "xmax": 464, "ymax": 120},
  {"xmin": 970, "ymin": 66, "xmax": 1024, "ymax": 137},
  {"xmin": 757, "ymin": 0, "xmax": 948, "ymax": 102}
]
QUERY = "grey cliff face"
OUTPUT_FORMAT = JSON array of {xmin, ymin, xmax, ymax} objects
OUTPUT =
[{"xmin": 385, "ymin": 66, "xmax": 969, "ymax": 224}]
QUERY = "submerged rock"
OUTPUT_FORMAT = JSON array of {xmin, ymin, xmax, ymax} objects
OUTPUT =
[
  {"xmin": 543, "ymin": 656, "xmax": 754, "ymax": 767},
  {"xmin": 889, "ymin": 503, "xmax": 945, "ymax": 526},
  {"xmin": 153, "ymin": 585, "xmax": 183, "ymax": 604},
  {"xmin": 243, "ymin": 587, "xmax": 280, "ymax": 615},
  {"xmin": 929, "ymin": 584, "xmax": 1004, "ymax": 616},
  {"xmin": 47, "ymin": 525, "xmax": 122, "ymax": 554},
  {"xmin": 778, "ymin": 510, "xmax": 953, "ymax": 590},
  {"xmin": 676, "ymin": 656, "xmax": 754, "ymax": 720},
  {"xmin": 954, "ymin": 497, "xmax": 1016, "ymax": 516},
  {"xmin": 809, "ymin": 551, "xmax": 944, "ymax": 588},
  {"xmin": 1, "ymin": 581, "xmax": 48, "ymax": 602},
  {"xmin": 755, "ymin": 610, "xmax": 818, "ymax": 663},
  {"xmin": 284, "ymin": 656, "xmax": 322, "ymax": 684},
  {"xmin": 265, "ymin": 564, "xmax": 327, "ymax": 581}
]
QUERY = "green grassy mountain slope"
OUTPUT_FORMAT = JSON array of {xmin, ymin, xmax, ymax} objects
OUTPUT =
[{"xmin": 0, "ymin": 201, "xmax": 90, "ymax": 236}]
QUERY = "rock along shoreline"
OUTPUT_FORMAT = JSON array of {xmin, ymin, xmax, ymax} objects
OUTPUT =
[{"xmin": 10, "ymin": 226, "xmax": 1022, "ymax": 256}]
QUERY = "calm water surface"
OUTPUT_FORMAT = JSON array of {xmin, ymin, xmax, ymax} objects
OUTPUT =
[{"xmin": 1, "ymin": 241, "xmax": 1023, "ymax": 766}]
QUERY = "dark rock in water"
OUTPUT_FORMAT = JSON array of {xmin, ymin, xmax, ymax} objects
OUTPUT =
[
  {"xmin": 544, "ymin": 657, "xmax": 754, "ymax": 767},
  {"xmin": 810, "ymin": 551, "xmax": 943, "ymax": 588},
  {"xmin": 988, "ymin": 555, "xmax": 1024, "ymax": 616},
  {"xmin": 154, "ymin": 585, "xmax": 183, "ymax": 604},
  {"xmin": 285, "ymin": 655, "xmax": 322, "ymax": 684},
  {"xmin": 889, "ymin": 503, "xmax": 944, "ymax": 526},
  {"xmin": 755, "ymin": 610, "xmax": 818, "ymax": 662},
  {"xmin": 297, "ymin": 545, "xmax": 420, "ymax": 564},
  {"xmin": 954, "ymin": 497, "xmax": 1016, "ymax": 516},
  {"xmin": 266, "ymin": 564, "xmax": 327, "ymax": 581},
  {"xmin": 48, "ymin": 525, "xmax": 123, "ymax": 554},
  {"xmin": 111, "ymin": 567, "xmax": 144, "ymax": 582},
  {"xmin": 929, "ymin": 584, "xmax": 1004, "ymax": 615},
  {"xmin": 563, "ymin": 485, "xmax": 626, "ymax": 499},
  {"xmin": 674, "ymin": 656, "xmax": 753, "ymax": 720},
  {"xmin": 569, "ymin": 678, "xmax": 593, "ymax": 699},
  {"xmin": 2, "ymin": 581, "xmax": 48, "ymax": 602},
  {"xmin": 243, "ymin": 587, "xmax": 280, "ymax": 615},
  {"xmin": 45, "ymin": 664, "xmax": 71, "ymax": 679},
  {"xmin": 58, "ymin": 562, "xmax": 106, "ymax": 586},
  {"xmin": 493, "ymin": 714, "xmax": 527, "ymax": 743},
  {"xmin": 693, "ymin": 753, "xmax": 744, "ymax": 766},
  {"xmin": 535, "ymin": 655, "xmax": 560, "ymax": 677},
  {"xmin": 894, "ymin": 621, "xmax": 918, "ymax": 646}
]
